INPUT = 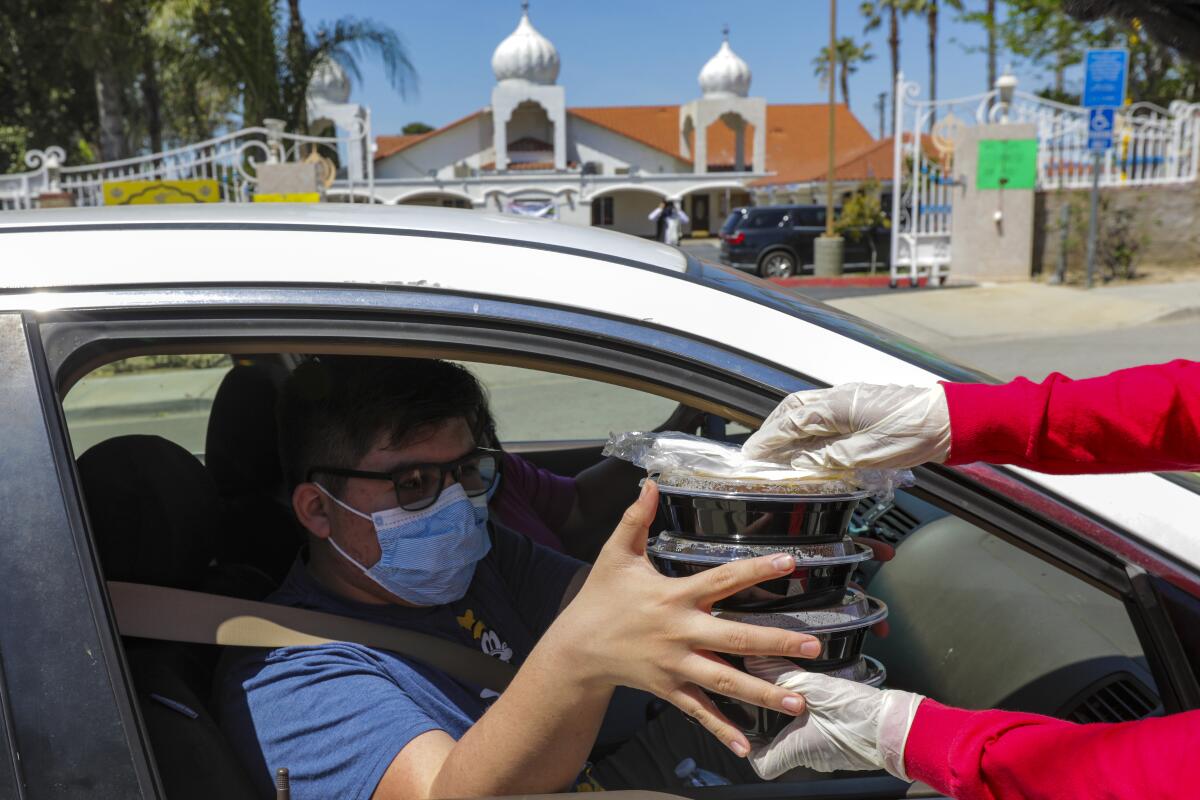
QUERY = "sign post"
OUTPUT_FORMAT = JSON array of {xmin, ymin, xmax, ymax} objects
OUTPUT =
[{"xmin": 1082, "ymin": 49, "xmax": 1127, "ymax": 288}]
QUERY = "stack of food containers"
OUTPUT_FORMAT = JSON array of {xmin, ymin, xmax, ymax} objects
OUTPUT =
[{"xmin": 645, "ymin": 472, "xmax": 888, "ymax": 740}]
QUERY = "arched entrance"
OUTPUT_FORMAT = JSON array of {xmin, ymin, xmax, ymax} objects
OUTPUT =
[
  {"xmin": 395, "ymin": 190, "xmax": 475, "ymax": 208},
  {"xmin": 675, "ymin": 182, "xmax": 753, "ymax": 238},
  {"xmin": 587, "ymin": 186, "xmax": 669, "ymax": 238}
]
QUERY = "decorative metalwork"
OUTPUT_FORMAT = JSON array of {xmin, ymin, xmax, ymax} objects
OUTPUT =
[
  {"xmin": 889, "ymin": 72, "xmax": 1200, "ymax": 286},
  {"xmin": 0, "ymin": 115, "xmax": 374, "ymax": 211}
]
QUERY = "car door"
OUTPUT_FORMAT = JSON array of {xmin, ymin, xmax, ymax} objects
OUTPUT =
[
  {"xmin": 789, "ymin": 208, "xmax": 824, "ymax": 267},
  {"xmin": 24, "ymin": 276, "xmax": 1200, "ymax": 800},
  {"xmin": 0, "ymin": 312, "xmax": 158, "ymax": 799}
]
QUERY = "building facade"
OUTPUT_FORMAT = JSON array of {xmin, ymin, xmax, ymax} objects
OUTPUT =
[{"xmin": 362, "ymin": 8, "xmax": 881, "ymax": 238}]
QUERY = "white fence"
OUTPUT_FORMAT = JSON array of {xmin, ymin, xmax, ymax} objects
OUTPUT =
[
  {"xmin": 0, "ymin": 116, "xmax": 374, "ymax": 211},
  {"xmin": 890, "ymin": 73, "xmax": 1200, "ymax": 286}
]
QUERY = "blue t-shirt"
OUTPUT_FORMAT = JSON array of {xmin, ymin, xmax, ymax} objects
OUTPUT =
[{"xmin": 218, "ymin": 524, "xmax": 583, "ymax": 799}]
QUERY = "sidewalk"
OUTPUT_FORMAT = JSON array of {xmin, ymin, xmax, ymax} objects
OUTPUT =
[{"xmin": 823, "ymin": 280, "xmax": 1200, "ymax": 346}]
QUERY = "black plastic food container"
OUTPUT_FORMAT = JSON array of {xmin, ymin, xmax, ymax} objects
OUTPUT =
[
  {"xmin": 710, "ymin": 656, "xmax": 887, "ymax": 741},
  {"xmin": 714, "ymin": 592, "xmax": 888, "ymax": 669},
  {"xmin": 656, "ymin": 483, "xmax": 870, "ymax": 545},
  {"xmin": 647, "ymin": 534, "xmax": 872, "ymax": 611}
]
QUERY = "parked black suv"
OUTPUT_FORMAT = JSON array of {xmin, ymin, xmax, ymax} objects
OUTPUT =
[{"xmin": 718, "ymin": 205, "xmax": 891, "ymax": 278}]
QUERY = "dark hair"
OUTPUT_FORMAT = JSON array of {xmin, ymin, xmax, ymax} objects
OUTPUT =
[{"xmin": 277, "ymin": 356, "xmax": 495, "ymax": 491}]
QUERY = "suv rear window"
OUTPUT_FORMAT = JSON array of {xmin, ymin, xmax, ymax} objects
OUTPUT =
[
  {"xmin": 719, "ymin": 212, "xmax": 742, "ymax": 235},
  {"xmin": 742, "ymin": 209, "xmax": 789, "ymax": 229},
  {"xmin": 792, "ymin": 208, "xmax": 826, "ymax": 227}
]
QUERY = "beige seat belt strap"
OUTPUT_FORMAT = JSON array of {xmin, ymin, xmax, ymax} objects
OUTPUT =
[{"xmin": 107, "ymin": 581, "xmax": 516, "ymax": 691}]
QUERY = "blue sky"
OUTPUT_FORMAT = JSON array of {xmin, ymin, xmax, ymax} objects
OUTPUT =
[{"xmin": 302, "ymin": 0, "xmax": 1061, "ymax": 137}]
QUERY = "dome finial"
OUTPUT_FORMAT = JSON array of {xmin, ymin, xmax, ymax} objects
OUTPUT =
[
  {"xmin": 699, "ymin": 28, "xmax": 751, "ymax": 98},
  {"xmin": 492, "ymin": 2, "xmax": 560, "ymax": 85}
]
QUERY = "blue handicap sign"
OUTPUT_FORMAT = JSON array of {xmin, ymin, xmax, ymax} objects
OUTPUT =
[
  {"xmin": 1083, "ymin": 49, "xmax": 1128, "ymax": 108},
  {"xmin": 1088, "ymin": 108, "xmax": 1115, "ymax": 152}
]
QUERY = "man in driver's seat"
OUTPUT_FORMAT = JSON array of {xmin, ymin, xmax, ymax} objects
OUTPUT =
[{"xmin": 218, "ymin": 356, "xmax": 820, "ymax": 799}]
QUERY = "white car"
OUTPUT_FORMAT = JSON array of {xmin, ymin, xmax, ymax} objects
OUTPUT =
[{"xmin": 1, "ymin": 205, "xmax": 1197, "ymax": 800}]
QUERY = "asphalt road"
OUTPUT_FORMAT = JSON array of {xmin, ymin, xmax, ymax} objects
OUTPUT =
[{"xmin": 935, "ymin": 317, "xmax": 1200, "ymax": 382}]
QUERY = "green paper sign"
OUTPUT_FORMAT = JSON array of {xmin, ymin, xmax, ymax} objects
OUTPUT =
[{"xmin": 977, "ymin": 139, "xmax": 1038, "ymax": 190}]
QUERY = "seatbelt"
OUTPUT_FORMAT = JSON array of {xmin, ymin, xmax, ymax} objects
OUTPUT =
[{"xmin": 108, "ymin": 581, "xmax": 517, "ymax": 691}]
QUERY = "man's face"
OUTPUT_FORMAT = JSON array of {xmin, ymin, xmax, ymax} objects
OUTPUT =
[{"xmin": 303, "ymin": 415, "xmax": 477, "ymax": 604}]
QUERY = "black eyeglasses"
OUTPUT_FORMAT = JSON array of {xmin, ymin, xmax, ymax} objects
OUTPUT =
[{"xmin": 308, "ymin": 447, "xmax": 501, "ymax": 511}]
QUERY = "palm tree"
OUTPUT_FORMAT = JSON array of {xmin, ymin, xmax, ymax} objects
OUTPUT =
[
  {"xmin": 905, "ymin": 0, "xmax": 963, "ymax": 114},
  {"xmin": 958, "ymin": 1, "xmax": 999, "ymax": 91},
  {"xmin": 860, "ymin": 0, "xmax": 908, "ymax": 136},
  {"xmin": 813, "ymin": 38, "xmax": 876, "ymax": 107},
  {"xmin": 190, "ymin": 0, "xmax": 416, "ymax": 133}
]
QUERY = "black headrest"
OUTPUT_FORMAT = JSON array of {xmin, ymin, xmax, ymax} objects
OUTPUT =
[
  {"xmin": 205, "ymin": 364, "xmax": 285, "ymax": 496},
  {"xmin": 78, "ymin": 435, "xmax": 218, "ymax": 589}
]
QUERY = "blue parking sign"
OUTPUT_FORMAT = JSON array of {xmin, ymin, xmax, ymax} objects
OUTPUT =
[
  {"xmin": 1088, "ymin": 108, "xmax": 1115, "ymax": 152},
  {"xmin": 1083, "ymin": 49, "xmax": 1128, "ymax": 108}
]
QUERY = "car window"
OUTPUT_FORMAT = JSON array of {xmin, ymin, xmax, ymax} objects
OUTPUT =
[
  {"xmin": 792, "ymin": 208, "xmax": 825, "ymax": 227},
  {"xmin": 63, "ymin": 355, "xmax": 233, "ymax": 458},
  {"xmin": 460, "ymin": 362, "xmax": 678, "ymax": 442},
  {"xmin": 743, "ymin": 209, "xmax": 789, "ymax": 229},
  {"xmin": 719, "ymin": 211, "xmax": 743, "ymax": 235}
]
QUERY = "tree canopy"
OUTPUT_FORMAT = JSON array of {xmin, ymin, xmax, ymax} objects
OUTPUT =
[
  {"xmin": 0, "ymin": 0, "xmax": 415, "ymax": 171},
  {"xmin": 1065, "ymin": 1, "xmax": 1200, "ymax": 58}
]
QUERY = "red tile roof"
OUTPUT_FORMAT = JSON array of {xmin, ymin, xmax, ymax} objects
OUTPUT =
[
  {"xmin": 375, "ymin": 103, "xmax": 879, "ymax": 179},
  {"xmin": 374, "ymin": 110, "xmax": 485, "ymax": 160},
  {"xmin": 756, "ymin": 134, "xmax": 939, "ymax": 185}
]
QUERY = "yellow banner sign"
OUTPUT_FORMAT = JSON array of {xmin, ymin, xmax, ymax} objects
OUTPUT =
[
  {"xmin": 253, "ymin": 192, "xmax": 322, "ymax": 203},
  {"xmin": 104, "ymin": 179, "xmax": 220, "ymax": 205}
]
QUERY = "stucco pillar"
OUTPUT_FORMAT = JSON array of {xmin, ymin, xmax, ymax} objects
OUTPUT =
[{"xmin": 950, "ymin": 123, "xmax": 1037, "ymax": 281}]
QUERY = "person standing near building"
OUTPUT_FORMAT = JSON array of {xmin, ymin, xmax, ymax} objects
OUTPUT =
[{"xmin": 649, "ymin": 200, "xmax": 690, "ymax": 245}]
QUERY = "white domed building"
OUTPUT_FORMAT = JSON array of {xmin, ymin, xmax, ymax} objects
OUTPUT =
[{"xmin": 368, "ymin": 7, "xmax": 880, "ymax": 238}]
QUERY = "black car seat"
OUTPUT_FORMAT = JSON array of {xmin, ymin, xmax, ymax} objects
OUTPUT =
[
  {"xmin": 78, "ymin": 435, "xmax": 264, "ymax": 800},
  {"xmin": 204, "ymin": 362, "xmax": 303, "ymax": 582}
]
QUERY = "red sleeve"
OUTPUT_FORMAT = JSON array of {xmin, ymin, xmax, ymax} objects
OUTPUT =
[
  {"xmin": 904, "ymin": 699, "xmax": 1200, "ymax": 800},
  {"xmin": 942, "ymin": 360, "xmax": 1200, "ymax": 473}
]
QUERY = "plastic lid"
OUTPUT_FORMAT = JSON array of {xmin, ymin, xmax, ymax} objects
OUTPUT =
[
  {"xmin": 649, "ymin": 532, "xmax": 870, "ymax": 565},
  {"xmin": 715, "ymin": 590, "xmax": 888, "ymax": 633},
  {"xmin": 654, "ymin": 471, "xmax": 868, "ymax": 498}
]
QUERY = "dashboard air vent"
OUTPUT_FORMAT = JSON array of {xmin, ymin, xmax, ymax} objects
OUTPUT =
[
  {"xmin": 1065, "ymin": 675, "xmax": 1160, "ymax": 724},
  {"xmin": 852, "ymin": 500, "xmax": 920, "ymax": 543}
]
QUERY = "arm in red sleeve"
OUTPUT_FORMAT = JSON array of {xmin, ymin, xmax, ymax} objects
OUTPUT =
[
  {"xmin": 904, "ymin": 699, "xmax": 1200, "ymax": 800},
  {"xmin": 942, "ymin": 359, "xmax": 1200, "ymax": 473}
]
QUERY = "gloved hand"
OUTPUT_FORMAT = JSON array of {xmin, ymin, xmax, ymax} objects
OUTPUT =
[
  {"xmin": 742, "ymin": 384, "xmax": 951, "ymax": 471},
  {"xmin": 745, "ymin": 657, "xmax": 924, "ymax": 781}
]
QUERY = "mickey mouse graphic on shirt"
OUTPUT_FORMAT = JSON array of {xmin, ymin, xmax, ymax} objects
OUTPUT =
[{"xmin": 455, "ymin": 607, "xmax": 513, "ymax": 702}]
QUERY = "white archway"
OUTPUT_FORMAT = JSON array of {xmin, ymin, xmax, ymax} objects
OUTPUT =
[{"xmin": 392, "ymin": 188, "xmax": 477, "ymax": 207}]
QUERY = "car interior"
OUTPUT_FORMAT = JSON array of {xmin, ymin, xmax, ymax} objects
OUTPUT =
[{"xmin": 59, "ymin": 348, "xmax": 1162, "ymax": 800}]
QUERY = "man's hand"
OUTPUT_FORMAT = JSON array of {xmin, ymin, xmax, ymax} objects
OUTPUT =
[
  {"xmin": 743, "ymin": 384, "xmax": 951, "ymax": 471},
  {"xmin": 548, "ymin": 481, "xmax": 823, "ymax": 757},
  {"xmin": 745, "ymin": 657, "xmax": 924, "ymax": 781}
]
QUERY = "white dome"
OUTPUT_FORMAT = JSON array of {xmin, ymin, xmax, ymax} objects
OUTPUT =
[
  {"xmin": 699, "ymin": 32, "xmax": 751, "ymax": 98},
  {"xmin": 309, "ymin": 58, "xmax": 351, "ymax": 104},
  {"xmin": 491, "ymin": 8, "xmax": 560, "ymax": 86}
]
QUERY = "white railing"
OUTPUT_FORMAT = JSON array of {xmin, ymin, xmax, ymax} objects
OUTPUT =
[
  {"xmin": 890, "ymin": 73, "xmax": 1200, "ymax": 286},
  {"xmin": 0, "ymin": 115, "xmax": 374, "ymax": 210}
]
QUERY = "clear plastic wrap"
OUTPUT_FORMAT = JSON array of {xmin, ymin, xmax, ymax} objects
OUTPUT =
[{"xmin": 602, "ymin": 431, "xmax": 911, "ymax": 500}]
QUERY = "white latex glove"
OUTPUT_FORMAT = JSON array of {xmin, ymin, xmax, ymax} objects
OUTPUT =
[
  {"xmin": 742, "ymin": 384, "xmax": 951, "ymax": 471},
  {"xmin": 745, "ymin": 657, "xmax": 924, "ymax": 781}
]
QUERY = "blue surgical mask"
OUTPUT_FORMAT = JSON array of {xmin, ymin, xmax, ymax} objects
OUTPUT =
[{"xmin": 317, "ymin": 482, "xmax": 491, "ymax": 606}]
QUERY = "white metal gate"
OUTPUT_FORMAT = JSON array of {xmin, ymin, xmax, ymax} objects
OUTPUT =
[
  {"xmin": 890, "ymin": 73, "xmax": 1200, "ymax": 287},
  {"xmin": 0, "ymin": 115, "xmax": 374, "ymax": 211}
]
